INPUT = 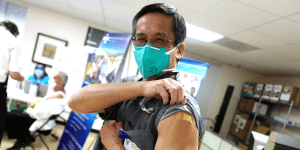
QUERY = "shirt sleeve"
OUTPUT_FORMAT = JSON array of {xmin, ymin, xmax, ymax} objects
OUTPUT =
[{"xmin": 8, "ymin": 43, "xmax": 22, "ymax": 72}]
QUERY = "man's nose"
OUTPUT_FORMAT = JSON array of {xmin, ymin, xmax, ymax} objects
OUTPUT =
[{"xmin": 146, "ymin": 39, "xmax": 153, "ymax": 45}]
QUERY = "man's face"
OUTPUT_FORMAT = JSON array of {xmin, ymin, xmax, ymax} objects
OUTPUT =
[
  {"xmin": 136, "ymin": 13, "xmax": 183, "ymax": 70},
  {"xmin": 53, "ymin": 73, "xmax": 62, "ymax": 85}
]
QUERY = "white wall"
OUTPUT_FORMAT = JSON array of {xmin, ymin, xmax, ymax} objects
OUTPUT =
[
  {"xmin": 7, "ymin": 0, "xmax": 123, "ymax": 80},
  {"xmin": 183, "ymin": 51, "xmax": 223, "ymax": 125},
  {"xmin": 183, "ymin": 51, "xmax": 267, "ymax": 138}
]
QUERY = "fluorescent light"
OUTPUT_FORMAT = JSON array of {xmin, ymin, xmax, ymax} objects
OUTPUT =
[{"xmin": 186, "ymin": 23, "xmax": 224, "ymax": 42}]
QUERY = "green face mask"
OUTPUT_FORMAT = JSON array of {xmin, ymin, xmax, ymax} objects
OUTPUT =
[{"xmin": 134, "ymin": 44, "xmax": 177, "ymax": 78}]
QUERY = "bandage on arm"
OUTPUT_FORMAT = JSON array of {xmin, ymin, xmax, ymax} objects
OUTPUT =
[{"xmin": 155, "ymin": 111, "xmax": 198, "ymax": 150}]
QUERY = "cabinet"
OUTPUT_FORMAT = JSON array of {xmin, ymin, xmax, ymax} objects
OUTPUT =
[{"xmin": 227, "ymin": 85, "xmax": 300, "ymax": 145}]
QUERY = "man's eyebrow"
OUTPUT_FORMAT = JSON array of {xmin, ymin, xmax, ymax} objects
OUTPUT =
[
  {"xmin": 135, "ymin": 32, "xmax": 168, "ymax": 36},
  {"xmin": 136, "ymin": 33, "xmax": 146, "ymax": 36},
  {"xmin": 155, "ymin": 32, "xmax": 168, "ymax": 36}
]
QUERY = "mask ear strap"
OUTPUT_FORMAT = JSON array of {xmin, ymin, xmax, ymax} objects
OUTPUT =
[{"xmin": 165, "ymin": 44, "xmax": 180, "ymax": 55}]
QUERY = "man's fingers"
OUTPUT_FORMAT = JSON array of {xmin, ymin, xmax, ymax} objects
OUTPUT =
[
  {"xmin": 161, "ymin": 79, "xmax": 178, "ymax": 105},
  {"xmin": 158, "ymin": 86, "xmax": 169, "ymax": 105},
  {"xmin": 181, "ymin": 96, "xmax": 187, "ymax": 104},
  {"xmin": 116, "ymin": 122, "xmax": 123, "ymax": 129}
]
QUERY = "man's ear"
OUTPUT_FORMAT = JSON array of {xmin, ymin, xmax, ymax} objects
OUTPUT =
[{"xmin": 175, "ymin": 43, "xmax": 185, "ymax": 59}]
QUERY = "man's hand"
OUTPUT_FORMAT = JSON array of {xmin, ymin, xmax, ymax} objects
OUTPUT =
[
  {"xmin": 100, "ymin": 120, "xmax": 124, "ymax": 150},
  {"xmin": 18, "ymin": 75, "xmax": 24, "ymax": 81},
  {"xmin": 23, "ymin": 109, "xmax": 26, "ymax": 113},
  {"xmin": 142, "ymin": 78, "xmax": 187, "ymax": 105},
  {"xmin": 8, "ymin": 71, "xmax": 24, "ymax": 81}
]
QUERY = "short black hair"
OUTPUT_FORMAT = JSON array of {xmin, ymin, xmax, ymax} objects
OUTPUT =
[
  {"xmin": 0, "ymin": 21, "xmax": 19, "ymax": 36},
  {"xmin": 132, "ymin": 3, "xmax": 186, "ymax": 47}
]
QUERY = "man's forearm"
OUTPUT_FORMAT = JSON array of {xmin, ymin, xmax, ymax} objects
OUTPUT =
[{"xmin": 68, "ymin": 82, "xmax": 144, "ymax": 113}]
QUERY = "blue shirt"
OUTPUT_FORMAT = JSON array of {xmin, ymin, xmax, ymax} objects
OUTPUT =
[{"xmin": 28, "ymin": 75, "xmax": 50, "ymax": 85}]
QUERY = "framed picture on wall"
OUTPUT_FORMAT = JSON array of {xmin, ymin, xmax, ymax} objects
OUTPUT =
[{"xmin": 32, "ymin": 33, "xmax": 68, "ymax": 67}]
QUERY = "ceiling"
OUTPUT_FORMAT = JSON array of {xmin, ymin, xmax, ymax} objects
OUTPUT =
[{"xmin": 20, "ymin": 0, "xmax": 300, "ymax": 76}]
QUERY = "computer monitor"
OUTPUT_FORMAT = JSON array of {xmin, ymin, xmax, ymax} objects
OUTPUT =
[{"xmin": 24, "ymin": 80, "xmax": 48, "ymax": 97}]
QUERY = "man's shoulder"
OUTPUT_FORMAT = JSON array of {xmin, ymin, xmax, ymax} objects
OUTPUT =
[{"xmin": 0, "ymin": 27, "xmax": 16, "ymax": 41}]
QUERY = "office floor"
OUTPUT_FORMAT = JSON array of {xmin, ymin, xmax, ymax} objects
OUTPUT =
[{"xmin": 1, "ymin": 123, "xmax": 99, "ymax": 150}]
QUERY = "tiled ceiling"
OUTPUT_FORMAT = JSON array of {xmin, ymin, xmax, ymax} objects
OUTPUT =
[{"xmin": 20, "ymin": 0, "xmax": 300, "ymax": 76}]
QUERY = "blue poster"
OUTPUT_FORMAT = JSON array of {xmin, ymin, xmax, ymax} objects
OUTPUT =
[
  {"xmin": 57, "ymin": 111, "xmax": 97, "ymax": 150},
  {"xmin": 98, "ymin": 32, "xmax": 131, "ymax": 55},
  {"xmin": 83, "ymin": 32, "xmax": 131, "ymax": 85},
  {"xmin": 176, "ymin": 58, "xmax": 209, "ymax": 99}
]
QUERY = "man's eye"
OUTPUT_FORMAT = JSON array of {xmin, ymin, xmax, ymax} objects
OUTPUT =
[
  {"xmin": 137, "ymin": 38, "xmax": 146, "ymax": 42},
  {"xmin": 155, "ymin": 38, "xmax": 165, "ymax": 43}
]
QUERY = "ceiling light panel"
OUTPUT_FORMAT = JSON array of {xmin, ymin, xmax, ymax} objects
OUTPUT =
[
  {"xmin": 213, "ymin": 37, "xmax": 259, "ymax": 52},
  {"xmin": 186, "ymin": 23, "xmax": 223, "ymax": 42}
]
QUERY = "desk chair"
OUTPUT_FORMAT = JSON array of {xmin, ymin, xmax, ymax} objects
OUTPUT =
[{"xmin": 26, "ymin": 111, "xmax": 64, "ymax": 150}]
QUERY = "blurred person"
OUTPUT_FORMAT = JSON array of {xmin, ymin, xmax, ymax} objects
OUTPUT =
[
  {"xmin": 5, "ymin": 71, "xmax": 68, "ymax": 150},
  {"xmin": 98, "ymin": 55, "xmax": 114, "ymax": 84},
  {"xmin": 27, "ymin": 64, "xmax": 50, "ymax": 84},
  {"xmin": 0, "ymin": 21, "xmax": 24, "ymax": 146},
  {"xmin": 190, "ymin": 87, "xmax": 196, "ymax": 98},
  {"xmin": 69, "ymin": 3, "xmax": 202, "ymax": 150}
]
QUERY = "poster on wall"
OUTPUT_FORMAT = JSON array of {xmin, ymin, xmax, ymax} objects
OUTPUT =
[
  {"xmin": 176, "ymin": 58, "xmax": 209, "ymax": 99},
  {"xmin": 82, "ymin": 32, "xmax": 131, "ymax": 86}
]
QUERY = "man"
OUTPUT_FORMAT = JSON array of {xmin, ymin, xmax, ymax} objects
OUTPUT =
[
  {"xmin": 5, "ymin": 71, "xmax": 68, "ymax": 150},
  {"xmin": 68, "ymin": 3, "xmax": 202, "ymax": 150},
  {"xmin": 0, "ymin": 21, "xmax": 24, "ymax": 146}
]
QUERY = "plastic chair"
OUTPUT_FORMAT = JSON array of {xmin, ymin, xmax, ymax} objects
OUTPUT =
[{"xmin": 26, "ymin": 111, "xmax": 64, "ymax": 150}]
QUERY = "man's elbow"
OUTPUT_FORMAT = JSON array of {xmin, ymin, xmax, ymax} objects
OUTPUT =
[{"xmin": 68, "ymin": 94, "xmax": 84, "ymax": 113}]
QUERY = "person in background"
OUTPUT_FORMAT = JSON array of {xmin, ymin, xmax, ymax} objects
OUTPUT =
[
  {"xmin": 5, "ymin": 71, "xmax": 68, "ymax": 150},
  {"xmin": 0, "ymin": 21, "xmax": 24, "ymax": 147},
  {"xmin": 98, "ymin": 55, "xmax": 114, "ymax": 84},
  {"xmin": 69, "ymin": 3, "xmax": 202, "ymax": 150},
  {"xmin": 27, "ymin": 64, "xmax": 50, "ymax": 84},
  {"xmin": 190, "ymin": 87, "xmax": 196, "ymax": 98}
]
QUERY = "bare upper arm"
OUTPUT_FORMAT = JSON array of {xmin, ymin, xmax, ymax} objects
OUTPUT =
[{"xmin": 155, "ymin": 111, "xmax": 198, "ymax": 150}]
